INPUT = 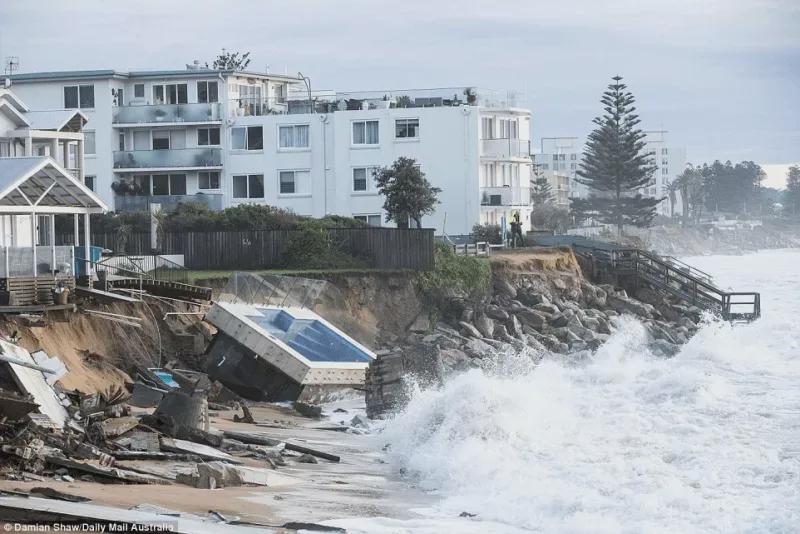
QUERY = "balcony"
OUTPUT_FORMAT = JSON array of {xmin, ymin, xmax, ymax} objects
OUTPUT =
[
  {"xmin": 114, "ymin": 193, "xmax": 223, "ymax": 213},
  {"xmin": 480, "ymin": 186, "xmax": 531, "ymax": 207},
  {"xmin": 113, "ymin": 148, "xmax": 222, "ymax": 171},
  {"xmin": 481, "ymin": 138, "xmax": 531, "ymax": 160},
  {"xmin": 229, "ymin": 97, "xmax": 288, "ymax": 117},
  {"xmin": 112, "ymin": 103, "xmax": 221, "ymax": 125}
]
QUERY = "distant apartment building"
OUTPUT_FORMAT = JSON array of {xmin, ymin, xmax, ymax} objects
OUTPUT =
[
  {"xmin": 532, "ymin": 137, "xmax": 580, "ymax": 205},
  {"xmin": 532, "ymin": 133, "xmax": 686, "ymax": 216},
  {"xmin": 8, "ymin": 68, "xmax": 532, "ymax": 235},
  {"xmin": 641, "ymin": 130, "xmax": 687, "ymax": 216}
]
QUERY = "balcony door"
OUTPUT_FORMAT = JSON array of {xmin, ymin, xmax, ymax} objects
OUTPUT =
[{"xmin": 152, "ymin": 83, "xmax": 188, "ymax": 105}]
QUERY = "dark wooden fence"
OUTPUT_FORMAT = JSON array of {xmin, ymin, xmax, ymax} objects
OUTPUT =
[{"xmin": 56, "ymin": 228, "xmax": 434, "ymax": 271}]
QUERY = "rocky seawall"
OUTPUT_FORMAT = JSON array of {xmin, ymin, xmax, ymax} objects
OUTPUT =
[{"xmin": 364, "ymin": 248, "xmax": 704, "ymax": 418}]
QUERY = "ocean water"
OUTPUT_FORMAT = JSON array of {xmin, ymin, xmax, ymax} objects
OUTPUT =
[{"xmin": 334, "ymin": 249, "xmax": 800, "ymax": 533}]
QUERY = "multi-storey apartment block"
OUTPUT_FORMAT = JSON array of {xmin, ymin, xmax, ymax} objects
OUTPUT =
[
  {"xmin": 9, "ymin": 68, "xmax": 532, "ymax": 235},
  {"xmin": 533, "ymin": 133, "xmax": 686, "ymax": 216}
]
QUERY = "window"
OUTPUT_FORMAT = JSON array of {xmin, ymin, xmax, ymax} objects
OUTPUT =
[
  {"xmin": 84, "ymin": 176, "xmax": 96, "ymax": 191},
  {"xmin": 118, "ymin": 132, "xmax": 125, "ymax": 151},
  {"xmin": 541, "ymin": 163, "xmax": 549, "ymax": 170},
  {"xmin": 570, "ymin": 163, "xmax": 577, "ymax": 170},
  {"xmin": 279, "ymin": 171, "xmax": 296, "ymax": 194},
  {"xmin": 84, "ymin": 131, "xmax": 96, "ymax": 155},
  {"xmin": 661, "ymin": 148, "xmax": 669, "ymax": 155},
  {"xmin": 232, "ymin": 126, "xmax": 263, "ymax": 150},
  {"xmin": 354, "ymin": 215, "xmax": 382, "ymax": 227},
  {"xmin": 662, "ymin": 158, "xmax": 668, "ymax": 165},
  {"xmin": 352, "ymin": 120, "xmax": 379, "ymax": 145},
  {"xmin": 570, "ymin": 154, "xmax": 577, "ymax": 160},
  {"xmin": 198, "ymin": 171, "xmax": 220, "ymax": 190},
  {"xmin": 152, "ymin": 131, "xmax": 170, "ymax": 150},
  {"xmin": 278, "ymin": 125, "xmax": 310, "ymax": 149},
  {"xmin": 152, "ymin": 83, "xmax": 188, "ymax": 105},
  {"xmin": 198, "ymin": 128, "xmax": 220, "ymax": 146},
  {"xmin": 395, "ymin": 119, "xmax": 419, "ymax": 139},
  {"xmin": 133, "ymin": 131, "xmax": 149, "ymax": 150},
  {"xmin": 197, "ymin": 81, "xmax": 218, "ymax": 103},
  {"xmin": 352, "ymin": 167, "xmax": 371, "ymax": 191},
  {"xmin": 552, "ymin": 154, "xmax": 559, "ymax": 162},
  {"xmin": 113, "ymin": 88, "xmax": 124, "ymax": 107},
  {"xmin": 662, "ymin": 167, "xmax": 669, "ymax": 175},
  {"xmin": 64, "ymin": 85, "xmax": 94, "ymax": 108},
  {"xmin": 233, "ymin": 174, "xmax": 264, "ymax": 199},
  {"xmin": 152, "ymin": 174, "xmax": 186, "ymax": 195},
  {"xmin": 481, "ymin": 117, "xmax": 494, "ymax": 139},
  {"xmin": 559, "ymin": 154, "xmax": 566, "ymax": 161},
  {"xmin": 134, "ymin": 84, "xmax": 145, "ymax": 98},
  {"xmin": 0, "ymin": 141, "xmax": 9, "ymax": 157}
]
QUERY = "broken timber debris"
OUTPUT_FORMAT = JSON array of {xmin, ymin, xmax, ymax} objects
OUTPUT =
[{"xmin": 222, "ymin": 430, "xmax": 340, "ymax": 463}]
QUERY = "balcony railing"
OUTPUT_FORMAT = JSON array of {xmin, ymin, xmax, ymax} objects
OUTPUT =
[
  {"xmin": 113, "ymin": 102, "xmax": 221, "ymax": 124},
  {"xmin": 230, "ymin": 97, "xmax": 288, "ymax": 117},
  {"xmin": 481, "ymin": 138, "xmax": 531, "ymax": 159},
  {"xmin": 113, "ymin": 148, "xmax": 222, "ymax": 170},
  {"xmin": 1, "ymin": 246, "xmax": 74, "ymax": 277},
  {"xmin": 480, "ymin": 186, "xmax": 532, "ymax": 207},
  {"xmin": 114, "ymin": 193, "xmax": 223, "ymax": 213}
]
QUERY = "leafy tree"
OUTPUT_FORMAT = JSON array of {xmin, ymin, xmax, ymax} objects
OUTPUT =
[
  {"xmin": 700, "ymin": 160, "xmax": 764, "ymax": 215},
  {"xmin": 531, "ymin": 204, "xmax": 570, "ymax": 233},
  {"xmin": 671, "ymin": 165, "xmax": 704, "ymax": 223},
  {"xmin": 471, "ymin": 223, "xmax": 502, "ymax": 244},
  {"xmin": 531, "ymin": 175, "xmax": 554, "ymax": 206},
  {"xmin": 575, "ymin": 75, "xmax": 661, "ymax": 234},
  {"xmin": 785, "ymin": 165, "xmax": 800, "ymax": 218},
  {"xmin": 207, "ymin": 49, "xmax": 251, "ymax": 71},
  {"xmin": 373, "ymin": 157, "xmax": 441, "ymax": 228}
]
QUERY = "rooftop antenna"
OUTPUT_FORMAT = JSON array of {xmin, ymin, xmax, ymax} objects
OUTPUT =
[{"xmin": 4, "ymin": 56, "xmax": 19, "ymax": 77}]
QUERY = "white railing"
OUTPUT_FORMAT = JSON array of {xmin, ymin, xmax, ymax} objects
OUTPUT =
[
  {"xmin": 481, "ymin": 138, "xmax": 531, "ymax": 159},
  {"xmin": 0, "ymin": 246, "xmax": 74, "ymax": 278}
]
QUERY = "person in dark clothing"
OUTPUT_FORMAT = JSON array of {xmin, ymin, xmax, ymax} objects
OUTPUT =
[{"xmin": 509, "ymin": 211, "xmax": 525, "ymax": 248}]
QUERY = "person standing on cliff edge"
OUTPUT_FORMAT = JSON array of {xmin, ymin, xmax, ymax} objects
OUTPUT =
[{"xmin": 509, "ymin": 211, "xmax": 525, "ymax": 248}]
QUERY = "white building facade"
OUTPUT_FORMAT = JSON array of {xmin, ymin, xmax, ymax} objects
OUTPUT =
[
  {"xmin": 9, "ymin": 69, "xmax": 532, "ymax": 235},
  {"xmin": 533, "ymin": 133, "xmax": 686, "ymax": 216}
]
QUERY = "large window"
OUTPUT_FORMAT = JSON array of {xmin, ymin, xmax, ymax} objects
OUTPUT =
[
  {"xmin": 198, "ymin": 171, "xmax": 220, "ymax": 190},
  {"xmin": 352, "ymin": 120, "xmax": 379, "ymax": 145},
  {"xmin": 395, "ymin": 119, "xmax": 419, "ymax": 139},
  {"xmin": 152, "ymin": 131, "xmax": 170, "ymax": 150},
  {"xmin": 150, "ymin": 130, "xmax": 185, "ymax": 150},
  {"xmin": 84, "ymin": 131, "xmax": 96, "ymax": 155},
  {"xmin": 198, "ymin": 128, "xmax": 220, "ymax": 146},
  {"xmin": 354, "ymin": 214, "xmax": 382, "ymax": 227},
  {"xmin": 278, "ymin": 125, "xmax": 309, "ymax": 149},
  {"xmin": 64, "ymin": 85, "xmax": 95, "ymax": 108},
  {"xmin": 233, "ymin": 174, "xmax": 264, "ymax": 199},
  {"xmin": 151, "ymin": 174, "xmax": 186, "ymax": 196},
  {"xmin": 197, "ymin": 81, "xmax": 218, "ymax": 103},
  {"xmin": 278, "ymin": 170, "xmax": 309, "ymax": 195},
  {"xmin": 232, "ymin": 126, "xmax": 263, "ymax": 150},
  {"xmin": 352, "ymin": 167, "xmax": 377, "ymax": 192},
  {"xmin": 134, "ymin": 84, "xmax": 145, "ymax": 98},
  {"xmin": 152, "ymin": 83, "xmax": 188, "ymax": 105},
  {"xmin": 84, "ymin": 176, "xmax": 96, "ymax": 192}
]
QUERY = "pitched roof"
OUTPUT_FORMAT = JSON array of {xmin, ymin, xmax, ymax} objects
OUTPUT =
[
  {"xmin": 0, "ymin": 157, "xmax": 107, "ymax": 213},
  {"xmin": 24, "ymin": 110, "xmax": 88, "ymax": 131}
]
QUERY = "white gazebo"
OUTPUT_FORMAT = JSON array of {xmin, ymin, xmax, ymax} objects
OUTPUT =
[{"xmin": 0, "ymin": 156, "xmax": 108, "ymax": 307}]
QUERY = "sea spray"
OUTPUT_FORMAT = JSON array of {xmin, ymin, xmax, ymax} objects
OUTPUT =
[{"xmin": 374, "ymin": 293, "xmax": 799, "ymax": 534}]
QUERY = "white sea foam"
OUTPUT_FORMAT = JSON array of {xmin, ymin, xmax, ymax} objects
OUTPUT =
[{"xmin": 334, "ymin": 249, "xmax": 800, "ymax": 533}]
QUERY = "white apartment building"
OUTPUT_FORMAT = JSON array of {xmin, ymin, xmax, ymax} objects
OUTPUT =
[
  {"xmin": 533, "ymin": 133, "xmax": 686, "ymax": 216},
  {"xmin": 532, "ymin": 137, "xmax": 580, "ymax": 202},
  {"xmin": 640, "ymin": 130, "xmax": 687, "ymax": 216},
  {"xmin": 8, "ymin": 68, "xmax": 532, "ymax": 235}
]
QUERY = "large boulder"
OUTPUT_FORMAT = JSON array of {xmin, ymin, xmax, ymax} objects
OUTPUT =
[
  {"xmin": 606, "ymin": 294, "xmax": 654, "ymax": 319},
  {"xmin": 549, "ymin": 313, "xmax": 569, "ymax": 328},
  {"xmin": 532, "ymin": 303, "xmax": 559, "ymax": 315},
  {"xmin": 516, "ymin": 309, "xmax": 548, "ymax": 329},
  {"xmin": 493, "ymin": 278, "xmax": 517, "ymax": 299},
  {"xmin": 458, "ymin": 321, "xmax": 482, "ymax": 338},
  {"xmin": 474, "ymin": 314, "xmax": 495, "ymax": 339},
  {"xmin": 484, "ymin": 305, "xmax": 510, "ymax": 322},
  {"xmin": 506, "ymin": 314, "xmax": 523, "ymax": 338}
]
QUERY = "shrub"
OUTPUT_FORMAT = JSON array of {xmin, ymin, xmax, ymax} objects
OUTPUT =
[
  {"xmin": 282, "ymin": 220, "xmax": 365, "ymax": 270},
  {"xmin": 416, "ymin": 243, "xmax": 491, "ymax": 310},
  {"xmin": 471, "ymin": 223, "xmax": 502, "ymax": 244}
]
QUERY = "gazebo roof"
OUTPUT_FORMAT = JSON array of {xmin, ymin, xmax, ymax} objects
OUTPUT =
[
  {"xmin": 24, "ymin": 110, "xmax": 88, "ymax": 132},
  {"xmin": 0, "ymin": 157, "xmax": 108, "ymax": 214}
]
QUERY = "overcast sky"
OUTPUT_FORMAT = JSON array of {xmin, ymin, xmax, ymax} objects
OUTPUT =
[{"xmin": 1, "ymin": 0, "xmax": 797, "ymax": 186}]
